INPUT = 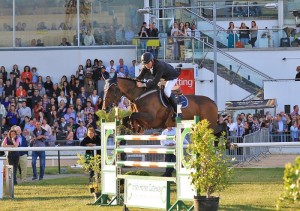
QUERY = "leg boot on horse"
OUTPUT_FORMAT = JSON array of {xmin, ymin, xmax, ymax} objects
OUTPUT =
[{"xmin": 168, "ymin": 93, "xmax": 183, "ymax": 120}]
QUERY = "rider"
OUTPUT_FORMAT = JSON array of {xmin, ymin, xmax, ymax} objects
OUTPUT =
[{"xmin": 136, "ymin": 52, "xmax": 182, "ymax": 119}]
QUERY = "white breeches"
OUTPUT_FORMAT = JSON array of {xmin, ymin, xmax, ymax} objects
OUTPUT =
[{"xmin": 164, "ymin": 78, "xmax": 178, "ymax": 98}]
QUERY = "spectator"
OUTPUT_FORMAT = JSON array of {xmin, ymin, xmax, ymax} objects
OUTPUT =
[
  {"xmin": 31, "ymin": 67, "xmax": 39, "ymax": 85},
  {"xmin": 160, "ymin": 127, "xmax": 176, "ymax": 177},
  {"xmin": 34, "ymin": 101, "xmax": 44, "ymax": 121},
  {"xmin": 84, "ymin": 29, "xmax": 95, "ymax": 46},
  {"xmin": 0, "ymin": 66, "xmax": 8, "ymax": 82},
  {"xmin": 51, "ymin": 83, "xmax": 61, "ymax": 99},
  {"xmin": 18, "ymin": 99, "xmax": 31, "ymax": 125},
  {"xmin": 116, "ymin": 58, "xmax": 129, "ymax": 75},
  {"xmin": 24, "ymin": 118, "xmax": 35, "ymax": 133},
  {"xmin": 30, "ymin": 121, "xmax": 49, "ymax": 180},
  {"xmin": 44, "ymin": 76, "xmax": 54, "ymax": 97},
  {"xmin": 64, "ymin": 107, "xmax": 76, "ymax": 124},
  {"xmin": 238, "ymin": 22, "xmax": 250, "ymax": 46},
  {"xmin": 106, "ymin": 60, "xmax": 117, "ymax": 73},
  {"xmin": 76, "ymin": 120, "xmax": 87, "ymax": 141},
  {"xmin": 138, "ymin": 25, "xmax": 148, "ymax": 53},
  {"xmin": 0, "ymin": 101, "xmax": 7, "ymax": 118},
  {"xmin": 11, "ymin": 64, "xmax": 20, "ymax": 78},
  {"xmin": 1, "ymin": 129, "xmax": 20, "ymax": 185},
  {"xmin": 290, "ymin": 120, "xmax": 299, "ymax": 142},
  {"xmin": 291, "ymin": 105, "xmax": 299, "ymax": 117},
  {"xmin": 16, "ymin": 85, "xmax": 26, "ymax": 97},
  {"xmin": 21, "ymin": 65, "xmax": 32, "ymax": 84},
  {"xmin": 115, "ymin": 25, "xmax": 125, "ymax": 44},
  {"xmin": 31, "ymin": 89, "xmax": 42, "ymax": 108},
  {"xmin": 251, "ymin": 116, "xmax": 260, "ymax": 132},
  {"xmin": 99, "ymin": 66, "xmax": 109, "ymax": 81},
  {"xmin": 3, "ymin": 79, "xmax": 14, "ymax": 98},
  {"xmin": 84, "ymin": 79, "xmax": 94, "ymax": 96},
  {"xmin": 41, "ymin": 118, "xmax": 52, "ymax": 136},
  {"xmin": 6, "ymin": 105, "xmax": 18, "ymax": 128},
  {"xmin": 89, "ymin": 89, "xmax": 99, "ymax": 107},
  {"xmin": 94, "ymin": 28, "xmax": 102, "ymax": 45},
  {"xmin": 36, "ymin": 39, "xmax": 44, "ymax": 47},
  {"xmin": 76, "ymin": 65, "xmax": 85, "ymax": 87},
  {"xmin": 15, "ymin": 126, "xmax": 28, "ymax": 183},
  {"xmin": 147, "ymin": 22, "xmax": 159, "ymax": 59},
  {"xmin": 171, "ymin": 22, "xmax": 179, "ymax": 60},
  {"xmin": 59, "ymin": 37, "xmax": 71, "ymax": 46},
  {"xmin": 226, "ymin": 115, "xmax": 236, "ymax": 136},
  {"xmin": 249, "ymin": 21, "xmax": 258, "ymax": 47},
  {"xmin": 57, "ymin": 117, "xmax": 69, "ymax": 140},
  {"xmin": 128, "ymin": 59, "xmax": 136, "ymax": 78},
  {"xmin": 227, "ymin": 22, "xmax": 237, "ymax": 48},
  {"xmin": 272, "ymin": 114, "xmax": 288, "ymax": 142},
  {"xmin": 94, "ymin": 97, "xmax": 103, "ymax": 111},
  {"xmin": 80, "ymin": 127, "xmax": 100, "ymax": 181},
  {"xmin": 65, "ymin": 125, "xmax": 74, "ymax": 146}
]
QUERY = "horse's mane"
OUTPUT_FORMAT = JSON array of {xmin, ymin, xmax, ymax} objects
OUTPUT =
[{"xmin": 118, "ymin": 77, "xmax": 143, "ymax": 82}]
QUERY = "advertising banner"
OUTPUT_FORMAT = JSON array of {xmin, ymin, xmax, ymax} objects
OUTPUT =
[{"xmin": 177, "ymin": 68, "xmax": 195, "ymax": 94}]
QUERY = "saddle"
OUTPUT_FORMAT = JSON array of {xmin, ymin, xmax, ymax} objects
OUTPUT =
[{"xmin": 158, "ymin": 84, "xmax": 188, "ymax": 109}]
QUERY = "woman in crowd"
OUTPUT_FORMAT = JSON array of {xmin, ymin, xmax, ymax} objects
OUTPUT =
[
  {"xmin": 84, "ymin": 59, "xmax": 93, "ymax": 86},
  {"xmin": 94, "ymin": 97, "xmax": 103, "ymax": 111},
  {"xmin": 21, "ymin": 65, "xmax": 32, "ymax": 84},
  {"xmin": 227, "ymin": 21, "xmax": 237, "ymax": 48},
  {"xmin": 138, "ymin": 25, "xmax": 148, "ymax": 52},
  {"xmin": 1, "ymin": 129, "xmax": 20, "ymax": 185},
  {"xmin": 177, "ymin": 22, "xmax": 186, "ymax": 60},
  {"xmin": 238, "ymin": 22, "xmax": 250, "ymax": 46},
  {"xmin": 249, "ymin": 20, "xmax": 258, "ymax": 47},
  {"xmin": 89, "ymin": 89, "xmax": 99, "ymax": 107},
  {"xmin": 0, "ymin": 66, "xmax": 8, "ymax": 83},
  {"xmin": 76, "ymin": 65, "xmax": 85, "ymax": 86},
  {"xmin": 61, "ymin": 81, "xmax": 70, "ymax": 97},
  {"xmin": 69, "ymin": 75, "xmax": 76, "ymax": 88},
  {"xmin": 57, "ymin": 91, "xmax": 68, "ymax": 106},
  {"xmin": 34, "ymin": 100, "xmax": 44, "ymax": 121}
]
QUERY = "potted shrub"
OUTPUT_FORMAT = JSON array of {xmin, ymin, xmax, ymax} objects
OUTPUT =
[
  {"xmin": 276, "ymin": 156, "xmax": 300, "ymax": 209},
  {"xmin": 186, "ymin": 119, "xmax": 233, "ymax": 211}
]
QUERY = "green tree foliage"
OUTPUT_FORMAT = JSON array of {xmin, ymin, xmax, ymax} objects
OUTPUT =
[
  {"xmin": 186, "ymin": 119, "xmax": 233, "ymax": 198},
  {"xmin": 277, "ymin": 156, "xmax": 300, "ymax": 209}
]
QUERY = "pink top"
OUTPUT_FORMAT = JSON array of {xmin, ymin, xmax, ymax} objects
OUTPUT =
[{"xmin": 2, "ymin": 137, "xmax": 20, "ymax": 147}]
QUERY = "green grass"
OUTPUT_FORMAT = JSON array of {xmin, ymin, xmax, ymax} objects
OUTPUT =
[{"xmin": 0, "ymin": 168, "xmax": 299, "ymax": 210}]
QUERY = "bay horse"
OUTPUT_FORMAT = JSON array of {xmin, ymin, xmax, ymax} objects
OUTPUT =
[{"xmin": 103, "ymin": 77, "xmax": 222, "ymax": 134}]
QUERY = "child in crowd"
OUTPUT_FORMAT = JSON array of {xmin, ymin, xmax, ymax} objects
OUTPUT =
[{"xmin": 31, "ymin": 67, "xmax": 39, "ymax": 84}]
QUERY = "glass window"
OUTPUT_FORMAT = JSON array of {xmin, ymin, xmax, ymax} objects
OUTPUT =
[{"xmin": 0, "ymin": 0, "xmax": 13, "ymax": 47}]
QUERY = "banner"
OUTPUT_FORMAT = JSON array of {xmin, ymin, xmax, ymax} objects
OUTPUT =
[
  {"xmin": 177, "ymin": 68, "xmax": 195, "ymax": 94},
  {"xmin": 225, "ymin": 99, "xmax": 276, "ymax": 110}
]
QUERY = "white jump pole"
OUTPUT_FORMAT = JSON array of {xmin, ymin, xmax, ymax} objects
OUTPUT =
[{"xmin": 0, "ymin": 160, "xmax": 3, "ymax": 199}]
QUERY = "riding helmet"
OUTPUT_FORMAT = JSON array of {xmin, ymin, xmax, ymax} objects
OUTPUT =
[{"xmin": 141, "ymin": 52, "xmax": 154, "ymax": 65}]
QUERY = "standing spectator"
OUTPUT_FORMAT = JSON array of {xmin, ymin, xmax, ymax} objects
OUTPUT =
[
  {"xmin": 147, "ymin": 22, "xmax": 159, "ymax": 59},
  {"xmin": 84, "ymin": 79, "xmax": 94, "ymax": 96},
  {"xmin": 125, "ymin": 26, "xmax": 134, "ymax": 45},
  {"xmin": 160, "ymin": 127, "xmax": 176, "ymax": 177},
  {"xmin": 15, "ymin": 126, "xmax": 28, "ymax": 183},
  {"xmin": 0, "ymin": 79, "xmax": 5, "ymax": 98},
  {"xmin": 31, "ymin": 67, "xmax": 39, "ymax": 85},
  {"xmin": 238, "ymin": 22, "xmax": 250, "ymax": 46},
  {"xmin": 31, "ymin": 89, "xmax": 42, "ymax": 108},
  {"xmin": 106, "ymin": 60, "xmax": 117, "ymax": 73},
  {"xmin": 41, "ymin": 118, "xmax": 52, "ymax": 137},
  {"xmin": 30, "ymin": 121, "xmax": 48, "ymax": 180},
  {"xmin": 226, "ymin": 115, "xmax": 236, "ymax": 136},
  {"xmin": 227, "ymin": 22, "xmax": 237, "ymax": 48},
  {"xmin": 1, "ymin": 129, "xmax": 20, "ymax": 185},
  {"xmin": 291, "ymin": 105, "xmax": 299, "ymax": 117},
  {"xmin": 80, "ymin": 127, "xmax": 100, "ymax": 181},
  {"xmin": 34, "ymin": 101, "xmax": 44, "ymax": 122},
  {"xmin": 249, "ymin": 21, "xmax": 258, "ymax": 47},
  {"xmin": 138, "ymin": 25, "xmax": 148, "ymax": 53},
  {"xmin": 0, "ymin": 66, "xmax": 8, "ymax": 83},
  {"xmin": 76, "ymin": 65, "xmax": 85, "ymax": 86},
  {"xmin": 116, "ymin": 58, "xmax": 129, "ymax": 75},
  {"xmin": 251, "ymin": 116, "xmax": 260, "ymax": 132},
  {"xmin": 128, "ymin": 59, "xmax": 136, "ymax": 78},
  {"xmin": 11, "ymin": 64, "xmax": 20, "ymax": 78},
  {"xmin": 171, "ymin": 22, "xmax": 179, "ymax": 60},
  {"xmin": 290, "ymin": 120, "xmax": 299, "ymax": 142},
  {"xmin": 272, "ymin": 114, "xmax": 288, "ymax": 142},
  {"xmin": 21, "ymin": 65, "xmax": 32, "ymax": 84}
]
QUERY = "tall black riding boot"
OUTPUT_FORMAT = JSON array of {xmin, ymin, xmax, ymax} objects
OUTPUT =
[{"xmin": 168, "ymin": 94, "xmax": 182, "ymax": 120}]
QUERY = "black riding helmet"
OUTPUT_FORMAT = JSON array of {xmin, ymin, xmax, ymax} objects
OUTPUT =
[{"xmin": 141, "ymin": 52, "xmax": 154, "ymax": 65}]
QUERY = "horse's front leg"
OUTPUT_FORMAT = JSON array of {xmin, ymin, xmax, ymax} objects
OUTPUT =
[{"xmin": 130, "ymin": 112, "xmax": 154, "ymax": 129}]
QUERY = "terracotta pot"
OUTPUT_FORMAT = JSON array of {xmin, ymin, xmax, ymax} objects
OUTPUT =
[{"xmin": 193, "ymin": 195, "xmax": 219, "ymax": 211}]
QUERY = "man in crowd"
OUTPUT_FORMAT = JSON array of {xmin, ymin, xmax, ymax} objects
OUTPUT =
[
  {"xmin": 15, "ymin": 126, "xmax": 28, "ymax": 182},
  {"xmin": 30, "ymin": 121, "xmax": 49, "ymax": 180}
]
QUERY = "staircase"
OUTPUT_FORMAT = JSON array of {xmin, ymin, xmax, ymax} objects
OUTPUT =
[{"xmin": 198, "ymin": 41, "xmax": 272, "ymax": 99}]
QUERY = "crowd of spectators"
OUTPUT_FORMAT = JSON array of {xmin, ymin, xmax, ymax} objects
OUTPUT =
[
  {"xmin": 0, "ymin": 57, "xmax": 136, "ymax": 147},
  {"xmin": 221, "ymin": 105, "xmax": 300, "ymax": 142}
]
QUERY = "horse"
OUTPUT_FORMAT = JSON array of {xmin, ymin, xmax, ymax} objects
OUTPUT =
[{"xmin": 102, "ymin": 77, "xmax": 221, "ymax": 133}]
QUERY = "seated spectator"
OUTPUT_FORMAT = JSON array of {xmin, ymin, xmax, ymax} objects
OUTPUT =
[
  {"xmin": 34, "ymin": 101, "xmax": 44, "ymax": 121},
  {"xmin": 6, "ymin": 105, "xmax": 18, "ymax": 128},
  {"xmin": 16, "ymin": 85, "xmax": 27, "ymax": 97},
  {"xmin": 94, "ymin": 97, "xmax": 103, "ymax": 111},
  {"xmin": 57, "ymin": 117, "xmax": 69, "ymax": 140},
  {"xmin": 65, "ymin": 125, "xmax": 74, "ymax": 146},
  {"xmin": 36, "ymin": 39, "xmax": 44, "ymax": 47},
  {"xmin": 64, "ymin": 107, "xmax": 76, "ymax": 124},
  {"xmin": 76, "ymin": 120, "xmax": 87, "ymax": 141},
  {"xmin": 94, "ymin": 28, "xmax": 103, "ymax": 45},
  {"xmin": 59, "ymin": 37, "xmax": 71, "ymax": 46},
  {"xmin": 37, "ymin": 22, "xmax": 48, "ymax": 30},
  {"xmin": 86, "ymin": 113, "xmax": 96, "ymax": 129},
  {"xmin": 84, "ymin": 29, "xmax": 95, "ymax": 46},
  {"xmin": 57, "ymin": 100, "xmax": 67, "ymax": 118},
  {"xmin": 44, "ymin": 76, "xmax": 53, "ymax": 96}
]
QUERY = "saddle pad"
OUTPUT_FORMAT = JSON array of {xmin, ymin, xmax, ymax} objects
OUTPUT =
[{"xmin": 178, "ymin": 95, "xmax": 188, "ymax": 108}]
